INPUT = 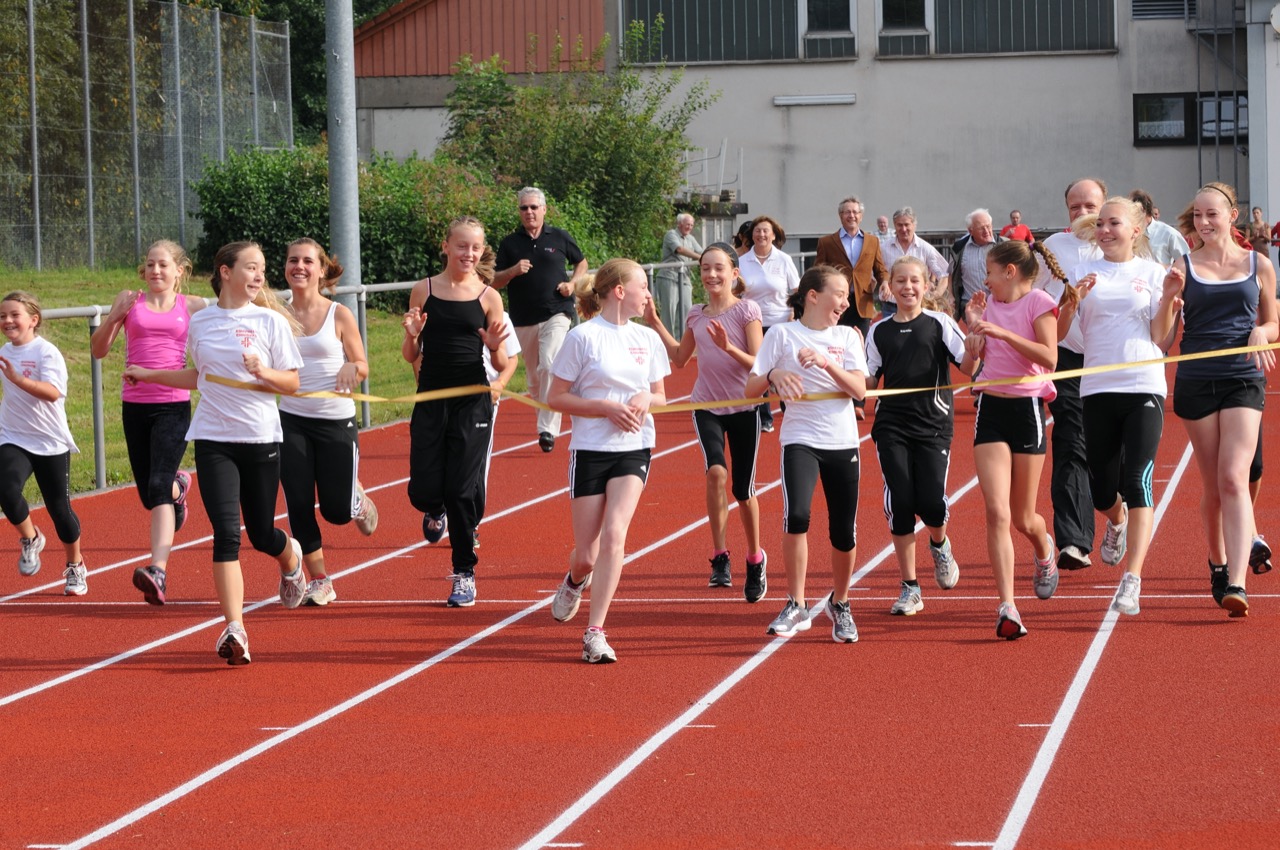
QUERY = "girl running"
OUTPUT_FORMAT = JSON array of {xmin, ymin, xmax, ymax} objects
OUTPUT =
[
  {"xmin": 1155, "ymin": 182, "xmax": 1278, "ymax": 616},
  {"xmin": 645, "ymin": 242, "xmax": 767, "ymax": 601},
  {"xmin": 547, "ymin": 259, "xmax": 670, "ymax": 663},
  {"xmin": 0, "ymin": 291, "xmax": 86, "ymax": 595},
  {"xmin": 1057, "ymin": 197, "xmax": 1172, "ymax": 616},
  {"xmin": 125, "ymin": 241, "xmax": 305, "ymax": 665},
  {"xmin": 279, "ymin": 238, "xmax": 377, "ymax": 608},
  {"xmin": 965, "ymin": 240, "xmax": 1062, "ymax": 639},
  {"xmin": 866, "ymin": 256, "xmax": 977, "ymax": 617},
  {"xmin": 89, "ymin": 240, "xmax": 204, "ymax": 604},
  {"xmin": 401, "ymin": 217, "xmax": 509, "ymax": 608},
  {"xmin": 744, "ymin": 264, "xmax": 868, "ymax": 643}
]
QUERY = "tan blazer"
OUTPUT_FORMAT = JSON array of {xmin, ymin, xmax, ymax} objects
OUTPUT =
[{"xmin": 814, "ymin": 229, "xmax": 887, "ymax": 321}]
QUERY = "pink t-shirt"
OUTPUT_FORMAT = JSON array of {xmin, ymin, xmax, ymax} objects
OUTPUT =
[
  {"xmin": 122, "ymin": 294, "xmax": 199, "ymax": 403},
  {"xmin": 687, "ymin": 298, "xmax": 762, "ymax": 415},
  {"xmin": 976, "ymin": 288, "xmax": 1057, "ymax": 402}
]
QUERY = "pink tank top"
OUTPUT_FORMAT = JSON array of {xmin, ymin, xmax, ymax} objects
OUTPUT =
[{"xmin": 122, "ymin": 294, "xmax": 195, "ymax": 403}]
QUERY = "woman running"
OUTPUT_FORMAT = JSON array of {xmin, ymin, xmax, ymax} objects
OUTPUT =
[
  {"xmin": 646, "ymin": 242, "xmax": 767, "ymax": 600},
  {"xmin": 965, "ymin": 240, "xmax": 1063, "ymax": 639},
  {"xmin": 279, "ymin": 238, "xmax": 377, "ymax": 608},
  {"xmin": 126, "ymin": 241, "xmax": 306, "ymax": 665},
  {"xmin": 744, "ymin": 264, "xmax": 868, "ymax": 643},
  {"xmin": 866, "ymin": 256, "xmax": 976, "ymax": 617},
  {"xmin": 90, "ymin": 240, "xmax": 203, "ymax": 604},
  {"xmin": 547, "ymin": 259, "xmax": 670, "ymax": 663},
  {"xmin": 738, "ymin": 215, "xmax": 799, "ymax": 431},
  {"xmin": 0, "ymin": 291, "xmax": 86, "ymax": 595},
  {"xmin": 401, "ymin": 217, "xmax": 509, "ymax": 608},
  {"xmin": 1058, "ymin": 197, "xmax": 1173, "ymax": 616},
  {"xmin": 1155, "ymin": 182, "xmax": 1278, "ymax": 616}
]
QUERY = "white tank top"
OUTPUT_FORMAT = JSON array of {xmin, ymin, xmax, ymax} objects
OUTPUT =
[{"xmin": 279, "ymin": 302, "xmax": 357, "ymax": 420}]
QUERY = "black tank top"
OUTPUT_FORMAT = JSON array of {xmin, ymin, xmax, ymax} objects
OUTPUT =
[
  {"xmin": 418, "ymin": 280, "xmax": 488, "ymax": 391},
  {"xmin": 1177, "ymin": 252, "xmax": 1262, "ymax": 381}
]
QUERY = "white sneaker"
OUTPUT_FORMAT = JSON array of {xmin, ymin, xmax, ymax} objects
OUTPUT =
[
  {"xmin": 302, "ymin": 577, "xmax": 337, "ymax": 607},
  {"xmin": 18, "ymin": 528, "xmax": 45, "ymax": 576},
  {"xmin": 551, "ymin": 570, "xmax": 591, "ymax": 622},
  {"xmin": 823, "ymin": 595, "xmax": 859, "ymax": 643},
  {"xmin": 216, "ymin": 621, "xmax": 251, "ymax": 665},
  {"xmin": 1111, "ymin": 572, "xmax": 1141, "ymax": 616},
  {"xmin": 278, "ymin": 538, "xmax": 307, "ymax": 609},
  {"xmin": 353, "ymin": 486, "xmax": 378, "ymax": 536},
  {"xmin": 1057, "ymin": 545, "xmax": 1092, "ymax": 571},
  {"xmin": 767, "ymin": 597, "xmax": 811, "ymax": 637},
  {"xmin": 62, "ymin": 561, "xmax": 87, "ymax": 596},
  {"xmin": 582, "ymin": 627, "xmax": 616, "ymax": 663},
  {"xmin": 889, "ymin": 581, "xmax": 923, "ymax": 616},
  {"xmin": 1101, "ymin": 506, "xmax": 1128, "ymax": 566},
  {"xmin": 930, "ymin": 537, "xmax": 959, "ymax": 589}
]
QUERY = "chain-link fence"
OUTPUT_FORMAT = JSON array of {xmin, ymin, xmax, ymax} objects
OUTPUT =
[{"xmin": 0, "ymin": 0, "xmax": 291, "ymax": 270}]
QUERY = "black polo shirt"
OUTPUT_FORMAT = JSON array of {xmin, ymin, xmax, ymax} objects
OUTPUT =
[{"xmin": 495, "ymin": 225, "xmax": 585, "ymax": 326}]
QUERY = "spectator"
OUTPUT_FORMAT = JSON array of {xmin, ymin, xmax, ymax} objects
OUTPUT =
[
  {"xmin": 1128, "ymin": 189, "xmax": 1190, "ymax": 266},
  {"xmin": 1000, "ymin": 210, "xmax": 1035, "ymax": 244},
  {"xmin": 948, "ymin": 208, "xmax": 1004, "ymax": 321},
  {"xmin": 814, "ymin": 196, "xmax": 887, "ymax": 339},
  {"xmin": 653, "ymin": 213, "xmax": 703, "ymax": 340},
  {"xmin": 880, "ymin": 206, "xmax": 951, "ymax": 316},
  {"xmin": 1247, "ymin": 206, "xmax": 1271, "ymax": 255},
  {"xmin": 494, "ymin": 187, "xmax": 589, "ymax": 453},
  {"xmin": 875, "ymin": 215, "xmax": 891, "ymax": 239}
]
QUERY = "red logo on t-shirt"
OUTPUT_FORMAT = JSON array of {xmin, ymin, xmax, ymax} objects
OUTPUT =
[
  {"xmin": 235, "ymin": 328, "xmax": 257, "ymax": 348},
  {"xmin": 1131, "ymin": 278, "xmax": 1148, "ymax": 295},
  {"xmin": 629, "ymin": 346, "xmax": 647, "ymax": 365},
  {"xmin": 827, "ymin": 346, "xmax": 845, "ymax": 360},
  {"xmin": 20, "ymin": 359, "xmax": 35, "ymax": 379}
]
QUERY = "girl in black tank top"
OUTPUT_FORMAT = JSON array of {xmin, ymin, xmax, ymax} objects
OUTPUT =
[
  {"xmin": 401, "ymin": 217, "xmax": 510, "ymax": 607},
  {"xmin": 1154, "ymin": 183, "xmax": 1279, "ymax": 617}
]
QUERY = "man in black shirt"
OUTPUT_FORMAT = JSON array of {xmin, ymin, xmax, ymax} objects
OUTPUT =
[{"xmin": 494, "ymin": 187, "xmax": 588, "ymax": 452}]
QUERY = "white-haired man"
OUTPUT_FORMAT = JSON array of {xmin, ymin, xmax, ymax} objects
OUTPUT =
[
  {"xmin": 948, "ymin": 208, "xmax": 1003, "ymax": 321},
  {"xmin": 654, "ymin": 212, "xmax": 703, "ymax": 339}
]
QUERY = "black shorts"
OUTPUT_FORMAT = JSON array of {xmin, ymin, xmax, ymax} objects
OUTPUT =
[
  {"xmin": 1173, "ymin": 376, "xmax": 1266, "ymax": 421},
  {"xmin": 974, "ymin": 394, "xmax": 1047, "ymax": 455},
  {"xmin": 569, "ymin": 448, "xmax": 652, "ymax": 498}
]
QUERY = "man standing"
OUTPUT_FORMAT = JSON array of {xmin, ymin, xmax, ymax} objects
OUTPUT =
[
  {"xmin": 881, "ymin": 206, "xmax": 950, "ymax": 314},
  {"xmin": 653, "ymin": 212, "xmax": 703, "ymax": 340},
  {"xmin": 1000, "ymin": 209, "xmax": 1034, "ymax": 244},
  {"xmin": 494, "ymin": 187, "xmax": 588, "ymax": 453},
  {"xmin": 814, "ymin": 196, "xmax": 886, "ymax": 338},
  {"xmin": 875, "ymin": 215, "xmax": 892, "ymax": 240},
  {"xmin": 1041, "ymin": 177, "xmax": 1107, "ymax": 572},
  {"xmin": 948, "ymin": 209, "xmax": 1003, "ymax": 320},
  {"xmin": 1129, "ymin": 189, "xmax": 1190, "ymax": 266}
]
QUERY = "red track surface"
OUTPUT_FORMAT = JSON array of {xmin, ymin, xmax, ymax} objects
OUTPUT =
[{"xmin": 2, "ymin": 364, "xmax": 1278, "ymax": 849}]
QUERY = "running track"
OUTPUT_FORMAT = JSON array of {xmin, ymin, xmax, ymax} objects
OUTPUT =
[{"xmin": 2, "ymin": 364, "xmax": 1278, "ymax": 849}]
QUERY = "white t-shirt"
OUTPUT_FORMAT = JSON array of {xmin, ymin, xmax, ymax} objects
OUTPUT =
[
  {"xmin": 552, "ymin": 316, "xmax": 671, "ymax": 452},
  {"xmin": 1073, "ymin": 258, "xmax": 1168, "ymax": 397},
  {"xmin": 0, "ymin": 337, "xmax": 78, "ymax": 455},
  {"xmin": 1040, "ymin": 231, "xmax": 1101, "ymax": 355},
  {"xmin": 1147, "ymin": 219, "xmax": 1191, "ymax": 267},
  {"xmin": 750, "ymin": 321, "xmax": 867, "ymax": 449},
  {"xmin": 739, "ymin": 247, "xmax": 801, "ymax": 326},
  {"xmin": 483, "ymin": 312, "xmax": 522, "ymax": 384},
  {"xmin": 186, "ymin": 304, "xmax": 304, "ymax": 443}
]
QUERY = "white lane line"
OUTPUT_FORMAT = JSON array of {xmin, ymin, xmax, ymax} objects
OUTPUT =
[
  {"xmin": 514, "ymin": 475, "xmax": 982, "ymax": 850},
  {"xmin": 991, "ymin": 442, "xmax": 1192, "ymax": 850}
]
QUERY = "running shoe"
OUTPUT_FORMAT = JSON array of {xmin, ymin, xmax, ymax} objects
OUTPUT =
[
  {"xmin": 1034, "ymin": 540, "xmax": 1059, "ymax": 600},
  {"xmin": 63, "ymin": 561, "xmax": 88, "ymax": 596},
  {"xmin": 302, "ymin": 577, "xmax": 337, "ymax": 607},
  {"xmin": 17, "ymin": 528, "xmax": 45, "ymax": 576},
  {"xmin": 1250, "ymin": 535, "xmax": 1273, "ymax": 575},
  {"xmin": 1210, "ymin": 562, "xmax": 1229, "ymax": 607},
  {"xmin": 278, "ymin": 538, "xmax": 307, "ymax": 609},
  {"xmin": 930, "ymin": 537, "xmax": 960, "ymax": 589},
  {"xmin": 708, "ymin": 552, "xmax": 732, "ymax": 587},
  {"xmin": 889, "ymin": 581, "xmax": 923, "ymax": 616},
  {"xmin": 1111, "ymin": 572, "xmax": 1141, "ymax": 616},
  {"xmin": 423, "ymin": 511, "xmax": 447, "ymax": 544},
  {"xmin": 582, "ymin": 627, "xmax": 616, "ymax": 663},
  {"xmin": 132, "ymin": 565, "xmax": 167, "ymax": 606},
  {"xmin": 996, "ymin": 602, "xmax": 1027, "ymax": 640},
  {"xmin": 766, "ymin": 597, "xmax": 811, "ymax": 637},
  {"xmin": 551, "ymin": 570, "xmax": 591, "ymax": 622},
  {"xmin": 1057, "ymin": 545, "xmax": 1092, "ymax": 571},
  {"xmin": 744, "ymin": 551, "xmax": 768, "ymax": 604},
  {"xmin": 1101, "ymin": 508, "xmax": 1128, "ymax": 566},
  {"xmin": 216, "ymin": 621, "xmax": 251, "ymax": 665},
  {"xmin": 1222, "ymin": 585, "xmax": 1249, "ymax": 618},
  {"xmin": 354, "ymin": 486, "xmax": 379, "ymax": 536},
  {"xmin": 823, "ymin": 595, "xmax": 859, "ymax": 643},
  {"xmin": 539, "ymin": 432, "xmax": 556, "ymax": 453},
  {"xmin": 447, "ymin": 572, "xmax": 476, "ymax": 607},
  {"xmin": 173, "ymin": 470, "xmax": 192, "ymax": 533}
]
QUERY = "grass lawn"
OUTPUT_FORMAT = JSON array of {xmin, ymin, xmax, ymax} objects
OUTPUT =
[{"xmin": 0, "ymin": 265, "xmax": 525, "ymax": 495}]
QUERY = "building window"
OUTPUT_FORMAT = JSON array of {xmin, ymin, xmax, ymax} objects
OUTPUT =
[
  {"xmin": 883, "ymin": 0, "xmax": 925, "ymax": 29},
  {"xmin": 1133, "ymin": 0, "xmax": 1196, "ymax": 19},
  {"xmin": 1201, "ymin": 95, "xmax": 1247, "ymax": 140},
  {"xmin": 1133, "ymin": 93, "xmax": 1195, "ymax": 146},
  {"xmin": 624, "ymin": 1, "xmax": 857, "ymax": 63},
  {"xmin": 934, "ymin": 0, "xmax": 1115, "ymax": 54},
  {"xmin": 808, "ymin": 0, "xmax": 852, "ymax": 30}
]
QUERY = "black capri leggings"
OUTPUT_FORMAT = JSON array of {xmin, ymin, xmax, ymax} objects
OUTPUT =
[
  {"xmin": 0, "ymin": 444, "xmax": 80, "ymax": 543},
  {"xmin": 693, "ymin": 408, "xmax": 760, "ymax": 502},
  {"xmin": 876, "ymin": 437, "xmax": 951, "ymax": 536},
  {"xmin": 280, "ymin": 411, "xmax": 359, "ymax": 555},
  {"xmin": 780, "ymin": 443, "xmax": 860, "ymax": 552},
  {"xmin": 1082, "ymin": 392, "xmax": 1164, "ymax": 511},
  {"xmin": 121, "ymin": 400, "xmax": 190, "ymax": 510},
  {"xmin": 194, "ymin": 440, "xmax": 289, "ymax": 563}
]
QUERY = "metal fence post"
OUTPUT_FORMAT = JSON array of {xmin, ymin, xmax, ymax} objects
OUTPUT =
[
  {"xmin": 80, "ymin": 0, "xmax": 95, "ymax": 268},
  {"xmin": 282, "ymin": 19, "xmax": 293, "ymax": 148},
  {"xmin": 88, "ymin": 311, "xmax": 106, "ymax": 489},
  {"xmin": 250, "ymin": 14, "xmax": 260, "ymax": 146},
  {"xmin": 358, "ymin": 286, "xmax": 370, "ymax": 428},
  {"xmin": 127, "ymin": 0, "xmax": 141, "ymax": 258},
  {"xmin": 27, "ymin": 0, "xmax": 42, "ymax": 270},
  {"xmin": 214, "ymin": 7, "xmax": 224, "ymax": 161},
  {"xmin": 172, "ymin": 1, "xmax": 186, "ymax": 246}
]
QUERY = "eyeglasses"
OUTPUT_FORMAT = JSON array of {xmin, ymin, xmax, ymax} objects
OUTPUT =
[{"xmin": 519, "ymin": 205, "xmax": 541, "ymax": 211}]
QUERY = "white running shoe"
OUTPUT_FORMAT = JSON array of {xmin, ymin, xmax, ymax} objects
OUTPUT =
[
  {"xmin": 18, "ymin": 528, "xmax": 45, "ymax": 576},
  {"xmin": 302, "ymin": 577, "xmax": 337, "ymax": 607},
  {"xmin": 62, "ymin": 561, "xmax": 88, "ymax": 596},
  {"xmin": 767, "ymin": 597, "xmax": 811, "ymax": 637},
  {"xmin": 551, "ymin": 571, "xmax": 591, "ymax": 622},
  {"xmin": 930, "ymin": 537, "xmax": 959, "ymax": 589},
  {"xmin": 996, "ymin": 602, "xmax": 1027, "ymax": 640},
  {"xmin": 582, "ymin": 627, "xmax": 616, "ymax": 663},
  {"xmin": 1111, "ymin": 572, "xmax": 1141, "ymax": 616},
  {"xmin": 216, "ymin": 621, "xmax": 251, "ymax": 665},
  {"xmin": 1101, "ymin": 507, "xmax": 1128, "ymax": 566},
  {"xmin": 353, "ymin": 486, "xmax": 379, "ymax": 536},
  {"xmin": 823, "ymin": 595, "xmax": 859, "ymax": 643},
  {"xmin": 278, "ymin": 538, "xmax": 307, "ymax": 609},
  {"xmin": 889, "ymin": 582, "xmax": 923, "ymax": 616}
]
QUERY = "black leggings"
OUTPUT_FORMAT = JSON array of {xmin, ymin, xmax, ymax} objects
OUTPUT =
[
  {"xmin": 0, "ymin": 444, "xmax": 80, "ymax": 543},
  {"xmin": 693, "ymin": 408, "xmax": 760, "ymax": 501},
  {"xmin": 194, "ymin": 440, "xmax": 289, "ymax": 562},
  {"xmin": 1082, "ymin": 392, "xmax": 1164, "ymax": 511},
  {"xmin": 280, "ymin": 411, "xmax": 359, "ymax": 555},
  {"xmin": 121, "ymin": 400, "xmax": 190, "ymax": 509},
  {"xmin": 875, "ymin": 436, "xmax": 951, "ymax": 536},
  {"xmin": 780, "ymin": 443, "xmax": 859, "ymax": 552}
]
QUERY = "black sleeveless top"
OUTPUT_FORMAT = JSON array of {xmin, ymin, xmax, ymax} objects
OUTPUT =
[
  {"xmin": 1177, "ymin": 252, "xmax": 1263, "ymax": 382},
  {"xmin": 417, "ymin": 279, "xmax": 488, "ymax": 391}
]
